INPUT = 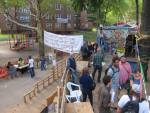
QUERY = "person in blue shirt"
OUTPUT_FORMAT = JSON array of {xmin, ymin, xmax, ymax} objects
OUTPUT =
[
  {"xmin": 80, "ymin": 67, "xmax": 93, "ymax": 106},
  {"xmin": 67, "ymin": 53, "xmax": 78, "ymax": 83},
  {"xmin": 40, "ymin": 56, "xmax": 46, "ymax": 71}
]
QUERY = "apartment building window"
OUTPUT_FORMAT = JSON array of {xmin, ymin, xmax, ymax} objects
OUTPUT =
[
  {"xmin": 55, "ymin": 3, "xmax": 61, "ymax": 10},
  {"xmin": 55, "ymin": 23, "xmax": 61, "ymax": 29},
  {"xmin": 18, "ymin": 8, "xmax": 30, "ymax": 14},
  {"xmin": 46, "ymin": 23, "xmax": 52, "ymax": 29},
  {"xmin": 19, "ymin": 16, "xmax": 30, "ymax": 22},
  {"xmin": 55, "ymin": 14, "xmax": 61, "ymax": 19},
  {"xmin": 67, "ymin": 23, "xmax": 71, "ymax": 28},
  {"xmin": 67, "ymin": 14, "xmax": 71, "ymax": 20}
]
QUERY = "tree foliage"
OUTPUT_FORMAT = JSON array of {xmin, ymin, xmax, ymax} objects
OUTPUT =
[
  {"xmin": 71, "ymin": 0, "xmax": 143, "ymax": 24},
  {"xmin": 0, "ymin": 0, "xmax": 73, "ymax": 56}
]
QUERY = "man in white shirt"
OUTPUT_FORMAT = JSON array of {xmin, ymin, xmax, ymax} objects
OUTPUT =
[
  {"xmin": 28, "ymin": 56, "xmax": 35, "ymax": 78},
  {"xmin": 117, "ymin": 87, "xmax": 149, "ymax": 113}
]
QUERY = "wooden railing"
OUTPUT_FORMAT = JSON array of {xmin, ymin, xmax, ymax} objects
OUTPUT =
[{"xmin": 23, "ymin": 54, "xmax": 82, "ymax": 103}]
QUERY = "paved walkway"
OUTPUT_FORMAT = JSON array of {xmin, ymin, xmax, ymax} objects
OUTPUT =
[{"xmin": 0, "ymin": 65, "xmax": 56, "ymax": 113}]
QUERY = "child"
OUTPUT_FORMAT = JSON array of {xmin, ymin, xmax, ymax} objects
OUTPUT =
[{"xmin": 130, "ymin": 69, "xmax": 142, "ymax": 95}]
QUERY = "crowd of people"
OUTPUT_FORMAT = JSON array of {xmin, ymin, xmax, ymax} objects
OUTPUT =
[
  {"xmin": 66, "ymin": 26, "xmax": 149, "ymax": 113},
  {"xmin": 0, "ymin": 55, "xmax": 48, "ymax": 79},
  {"xmin": 66, "ymin": 45, "xmax": 149, "ymax": 113}
]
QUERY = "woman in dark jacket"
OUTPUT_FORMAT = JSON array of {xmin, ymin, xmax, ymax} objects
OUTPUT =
[{"xmin": 80, "ymin": 67, "xmax": 93, "ymax": 106}]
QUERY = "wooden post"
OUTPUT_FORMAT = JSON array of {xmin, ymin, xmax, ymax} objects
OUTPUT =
[
  {"xmin": 56, "ymin": 64, "xmax": 59, "ymax": 79},
  {"xmin": 36, "ymin": 83, "xmax": 40, "ymax": 93},
  {"xmin": 61, "ymin": 61, "xmax": 63, "ymax": 76},
  {"xmin": 29, "ymin": 93, "xmax": 32, "ymax": 100},
  {"xmin": 52, "ymin": 66, "xmax": 55, "ymax": 80},
  {"xmin": 56, "ymin": 86, "xmax": 60, "ymax": 113},
  {"xmin": 33, "ymin": 88, "xmax": 36, "ymax": 96},
  {"xmin": 24, "ymin": 95, "xmax": 27, "ymax": 103},
  {"xmin": 48, "ymin": 76, "xmax": 51, "ymax": 85}
]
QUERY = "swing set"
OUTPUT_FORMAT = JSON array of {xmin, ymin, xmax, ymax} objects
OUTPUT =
[{"xmin": 8, "ymin": 32, "xmax": 34, "ymax": 50}]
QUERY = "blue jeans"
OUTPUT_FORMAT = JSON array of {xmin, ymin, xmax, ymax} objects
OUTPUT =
[
  {"xmin": 41, "ymin": 62, "xmax": 46, "ymax": 71},
  {"xmin": 92, "ymin": 65, "xmax": 102, "ymax": 83},
  {"xmin": 29, "ymin": 67, "xmax": 35, "ymax": 78},
  {"xmin": 70, "ymin": 69, "xmax": 78, "ymax": 83}
]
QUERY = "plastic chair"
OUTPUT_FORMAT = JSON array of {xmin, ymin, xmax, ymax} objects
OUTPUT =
[{"xmin": 66, "ymin": 82, "xmax": 82, "ymax": 102}]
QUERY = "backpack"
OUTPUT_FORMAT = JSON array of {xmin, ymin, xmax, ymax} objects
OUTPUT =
[
  {"xmin": 89, "ymin": 75, "xmax": 96, "ymax": 90},
  {"xmin": 121, "ymin": 95, "xmax": 139, "ymax": 113},
  {"xmin": 105, "ymin": 64, "xmax": 119, "ymax": 78}
]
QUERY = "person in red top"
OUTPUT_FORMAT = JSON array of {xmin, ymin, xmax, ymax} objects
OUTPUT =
[
  {"xmin": 119, "ymin": 56, "xmax": 132, "ymax": 88},
  {"xmin": 0, "ymin": 66, "xmax": 8, "ymax": 78}
]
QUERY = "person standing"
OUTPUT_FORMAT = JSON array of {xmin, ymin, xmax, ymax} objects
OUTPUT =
[
  {"xmin": 40, "ymin": 56, "xmax": 46, "ymax": 71},
  {"xmin": 81, "ymin": 41, "xmax": 89, "ymax": 61},
  {"xmin": 119, "ymin": 56, "xmax": 132, "ymax": 88},
  {"xmin": 67, "ymin": 53, "xmax": 78, "ymax": 83},
  {"xmin": 92, "ymin": 48, "xmax": 103, "ymax": 83},
  {"xmin": 107, "ymin": 57, "xmax": 120, "ymax": 103},
  {"xmin": 28, "ymin": 56, "xmax": 35, "ymax": 78},
  {"xmin": 96, "ymin": 75, "xmax": 112, "ymax": 113},
  {"xmin": 79, "ymin": 67, "xmax": 93, "ymax": 106}
]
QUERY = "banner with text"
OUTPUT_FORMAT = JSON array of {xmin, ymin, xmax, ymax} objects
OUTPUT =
[{"xmin": 44, "ymin": 31, "xmax": 83, "ymax": 53}]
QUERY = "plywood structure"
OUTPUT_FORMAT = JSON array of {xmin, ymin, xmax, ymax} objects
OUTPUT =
[{"xmin": 65, "ymin": 102, "xmax": 94, "ymax": 113}]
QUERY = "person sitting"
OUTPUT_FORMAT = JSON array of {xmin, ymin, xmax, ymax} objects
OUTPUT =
[
  {"xmin": 0, "ymin": 66, "xmax": 8, "ymax": 78},
  {"xmin": 7, "ymin": 62, "xmax": 17, "ymax": 79},
  {"xmin": 130, "ymin": 69, "xmax": 142, "ymax": 94},
  {"xmin": 18, "ymin": 57, "xmax": 25, "ymax": 67}
]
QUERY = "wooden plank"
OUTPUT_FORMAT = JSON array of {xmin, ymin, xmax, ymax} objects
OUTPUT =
[
  {"xmin": 46, "ymin": 89, "xmax": 57, "ymax": 105},
  {"xmin": 65, "ymin": 102, "xmax": 94, "ymax": 113}
]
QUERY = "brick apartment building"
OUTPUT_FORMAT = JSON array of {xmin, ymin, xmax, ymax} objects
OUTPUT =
[
  {"xmin": 0, "ymin": 1, "xmax": 94, "ymax": 34},
  {"xmin": 0, "ymin": 1, "xmax": 75, "ymax": 33}
]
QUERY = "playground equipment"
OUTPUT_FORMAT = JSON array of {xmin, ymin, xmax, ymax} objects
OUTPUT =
[{"xmin": 8, "ymin": 32, "xmax": 35, "ymax": 50}]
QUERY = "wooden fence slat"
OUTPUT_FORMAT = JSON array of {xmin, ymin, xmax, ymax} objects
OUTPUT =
[{"xmin": 23, "ymin": 54, "xmax": 81, "ymax": 103}]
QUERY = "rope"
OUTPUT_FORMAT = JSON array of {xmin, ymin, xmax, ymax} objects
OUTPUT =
[{"xmin": 135, "ymin": 32, "xmax": 148, "ymax": 100}]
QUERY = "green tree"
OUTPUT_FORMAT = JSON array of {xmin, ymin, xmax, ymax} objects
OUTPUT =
[{"xmin": 0, "ymin": 0, "xmax": 67, "ymax": 56}]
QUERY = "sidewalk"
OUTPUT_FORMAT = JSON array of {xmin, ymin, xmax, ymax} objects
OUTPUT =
[{"xmin": 0, "ymin": 64, "xmax": 57, "ymax": 113}]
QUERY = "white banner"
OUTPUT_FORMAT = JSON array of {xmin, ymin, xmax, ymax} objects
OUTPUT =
[{"xmin": 44, "ymin": 31, "xmax": 83, "ymax": 53}]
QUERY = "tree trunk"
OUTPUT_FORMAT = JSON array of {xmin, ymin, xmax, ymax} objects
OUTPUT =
[
  {"xmin": 140, "ymin": 0, "xmax": 150, "ymax": 60},
  {"xmin": 141, "ymin": 0, "xmax": 150, "ymax": 34},
  {"xmin": 37, "ymin": 22, "xmax": 45, "ymax": 57},
  {"xmin": 135, "ymin": 0, "xmax": 139, "ymax": 25}
]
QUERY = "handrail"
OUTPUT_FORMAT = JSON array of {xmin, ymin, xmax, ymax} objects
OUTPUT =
[
  {"xmin": 23, "ymin": 54, "xmax": 81, "ymax": 103},
  {"xmin": 60, "ymin": 54, "xmax": 82, "ymax": 113}
]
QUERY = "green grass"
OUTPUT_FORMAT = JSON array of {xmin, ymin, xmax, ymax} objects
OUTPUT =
[
  {"xmin": 0, "ymin": 34, "xmax": 24, "ymax": 41},
  {"xmin": 73, "ymin": 30, "xmax": 96, "ymax": 42},
  {"xmin": 0, "ymin": 34, "xmax": 10, "ymax": 39}
]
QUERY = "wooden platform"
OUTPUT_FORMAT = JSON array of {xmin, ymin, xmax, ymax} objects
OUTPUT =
[{"xmin": 65, "ymin": 102, "xmax": 94, "ymax": 113}]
